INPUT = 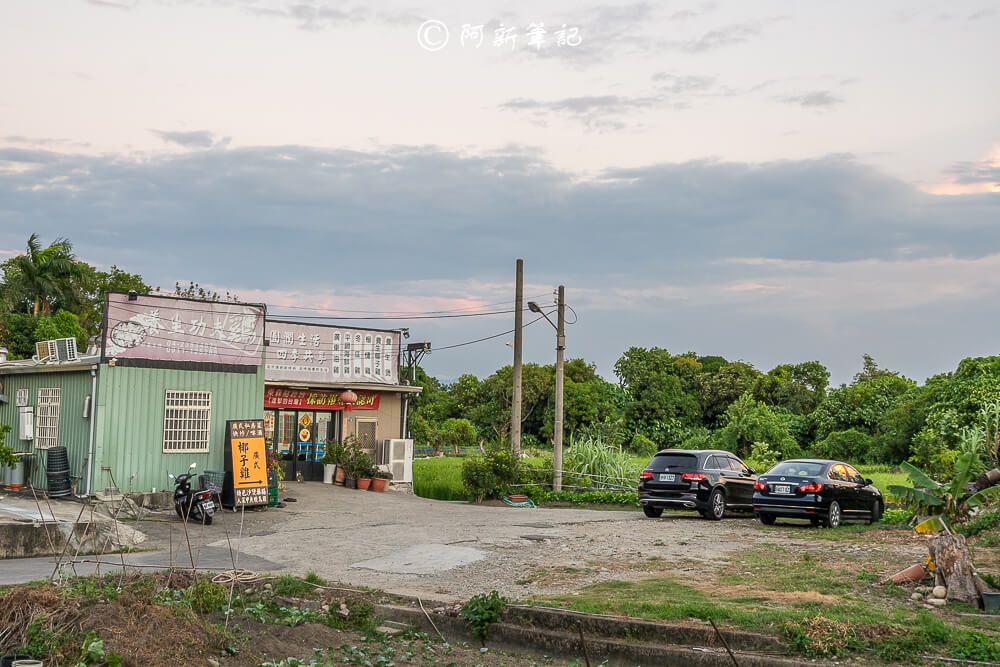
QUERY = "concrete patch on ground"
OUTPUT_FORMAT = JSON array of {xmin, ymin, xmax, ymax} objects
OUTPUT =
[{"xmin": 351, "ymin": 543, "xmax": 487, "ymax": 574}]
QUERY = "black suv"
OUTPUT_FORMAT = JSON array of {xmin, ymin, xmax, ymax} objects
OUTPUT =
[{"xmin": 638, "ymin": 449, "xmax": 757, "ymax": 520}]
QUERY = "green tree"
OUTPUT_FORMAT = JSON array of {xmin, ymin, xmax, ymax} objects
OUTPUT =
[
  {"xmin": 753, "ymin": 361, "xmax": 830, "ymax": 415},
  {"xmin": 34, "ymin": 310, "xmax": 88, "ymax": 351},
  {"xmin": 712, "ymin": 392, "xmax": 800, "ymax": 459},
  {"xmin": 699, "ymin": 361, "xmax": 761, "ymax": 427},
  {"xmin": 614, "ymin": 347, "xmax": 702, "ymax": 442},
  {"xmin": 2, "ymin": 234, "xmax": 86, "ymax": 316},
  {"xmin": 811, "ymin": 374, "xmax": 915, "ymax": 442}
]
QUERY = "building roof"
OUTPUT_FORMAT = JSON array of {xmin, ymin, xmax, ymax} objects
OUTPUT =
[
  {"xmin": 265, "ymin": 379, "xmax": 423, "ymax": 394},
  {"xmin": 0, "ymin": 355, "xmax": 100, "ymax": 375}
]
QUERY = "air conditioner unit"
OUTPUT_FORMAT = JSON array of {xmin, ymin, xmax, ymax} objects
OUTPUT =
[
  {"xmin": 54, "ymin": 337, "xmax": 78, "ymax": 361},
  {"xmin": 380, "ymin": 438, "xmax": 413, "ymax": 484},
  {"xmin": 35, "ymin": 340, "xmax": 57, "ymax": 362}
]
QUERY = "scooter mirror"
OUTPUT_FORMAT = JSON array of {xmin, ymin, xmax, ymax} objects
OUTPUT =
[
  {"xmin": 189, "ymin": 462, "xmax": 197, "ymax": 470},
  {"xmin": 168, "ymin": 474, "xmax": 175, "ymax": 480}
]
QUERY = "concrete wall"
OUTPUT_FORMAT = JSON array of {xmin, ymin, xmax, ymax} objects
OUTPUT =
[{"xmin": 344, "ymin": 391, "xmax": 403, "ymax": 443}]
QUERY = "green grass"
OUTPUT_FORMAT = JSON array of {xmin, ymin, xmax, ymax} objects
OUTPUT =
[
  {"xmin": 413, "ymin": 457, "xmax": 469, "ymax": 501},
  {"xmin": 527, "ymin": 544, "xmax": 1000, "ymax": 661}
]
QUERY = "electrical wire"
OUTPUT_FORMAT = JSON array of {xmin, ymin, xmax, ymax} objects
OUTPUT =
[
  {"xmin": 431, "ymin": 313, "xmax": 550, "ymax": 351},
  {"xmin": 268, "ymin": 308, "xmax": 528, "ymax": 321},
  {"xmin": 267, "ymin": 293, "xmax": 552, "ymax": 316}
]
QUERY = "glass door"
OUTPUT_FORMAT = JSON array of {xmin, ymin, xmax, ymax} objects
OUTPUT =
[{"xmin": 277, "ymin": 410, "xmax": 298, "ymax": 481}]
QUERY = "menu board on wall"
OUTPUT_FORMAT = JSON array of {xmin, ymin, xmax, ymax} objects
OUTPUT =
[
  {"xmin": 265, "ymin": 321, "xmax": 400, "ymax": 385},
  {"xmin": 103, "ymin": 293, "xmax": 265, "ymax": 366}
]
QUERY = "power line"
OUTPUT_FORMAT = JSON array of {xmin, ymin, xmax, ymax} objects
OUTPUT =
[
  {"xmin": 431, "ymin": 313, "xmax": 550, "ymax": 351},
  {"xmin": 267, "ymin": 293, "xmax": 552, "ymax": 316},
  {"xmin": 268, "ymin": 308, "xmax": 527, "ymax": 321}
]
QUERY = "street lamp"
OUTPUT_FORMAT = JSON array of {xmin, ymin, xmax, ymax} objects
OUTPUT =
[{"xmin": 528, "ymin": 286, "xmax": 566, "ymax": 491}]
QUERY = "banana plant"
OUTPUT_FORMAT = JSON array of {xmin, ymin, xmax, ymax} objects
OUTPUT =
[{"xmin": 889, "ymin": 452, "xmax": 1000, "ymax": 521}]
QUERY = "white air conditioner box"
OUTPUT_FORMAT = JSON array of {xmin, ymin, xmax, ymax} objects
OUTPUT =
[
  {"xmin": 19, "ymin": 407, "xmax": 34, "ymax": 440},
  {"xmin": 380, "ymin": 438, "xmax": 413, "ymax": 484}
]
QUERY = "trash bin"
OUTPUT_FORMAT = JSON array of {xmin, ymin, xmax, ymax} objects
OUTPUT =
[{"xmin": 4, "ymin": 457, "xmax": 26, "ymax": 490}]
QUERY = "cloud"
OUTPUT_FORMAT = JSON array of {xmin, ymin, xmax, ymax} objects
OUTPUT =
[
  {"xmin": 778, "ymin": 90, "xmax": 843, "ymax": 109},
  {"xmin": 150, "ymin": 129, "xmax": 225, "ymax": 148},
  {"xmin": 660, "ymin": 21, "xmax": 763, "ymax": 53},
  {"xmin": 967, "ymin": 8, "xmax": 997, "ymax": 21},
  {"xmin": 499, "ymin": 94, "xmax": 664, "ymax": 129},
  {"xmin": 2, "ymin": 143, "xmax": 998, "ymax": 383}
]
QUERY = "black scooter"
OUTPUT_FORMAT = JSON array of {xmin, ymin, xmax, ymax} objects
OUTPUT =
[{"xmin": 169, "ymin": 462, "xmax": 215, "ymax": 525}]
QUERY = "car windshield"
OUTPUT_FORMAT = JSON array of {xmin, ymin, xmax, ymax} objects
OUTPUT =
[
  {"xmin": 649, "ymin": 454, "xmax": 698, "ymax": 471},
  {"xmin": 767, "ymin": 461, "xmax": 825, "ymax": 477}
]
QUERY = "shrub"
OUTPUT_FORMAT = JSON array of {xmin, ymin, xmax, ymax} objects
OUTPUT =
[
  {"xmin": 190, "ymin": 579, "xmax": 228, "ymax": 613},
  {"xmin": 745, "ymin": 441, "xmax": 781, "ymax": 473},
  {"xmin": 629, "ymin": 432, "xmax": 659, "ymax": 457},
  {"xmin": 461, "ymin": 591, "xmax": 507, "ymax": 642},
  {"xmin": 461, "ymin": 449, "xmax": 519, "ymax": 502},
  {"xmin": 812, "ymin": 429, "xmax": 873, "ymax": 463},
  {"xmin": 678, "ymin": 430, "xmax": 712, "ymax": 450},
  {"xmin": 565, "ymin": 435, "xmax": 638, "ymax": 489}
]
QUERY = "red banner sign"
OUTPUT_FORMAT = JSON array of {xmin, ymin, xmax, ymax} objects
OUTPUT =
[{"xmin": 264, "ymin": 386, "xmax": 380, "ymax": 411}]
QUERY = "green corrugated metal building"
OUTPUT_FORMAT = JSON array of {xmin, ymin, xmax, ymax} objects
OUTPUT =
[{"xmin": 0, "ymin": 292, "xmax": 266, "ymax": 495}]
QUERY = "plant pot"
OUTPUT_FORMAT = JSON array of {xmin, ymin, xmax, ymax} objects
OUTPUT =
[
  {"xmin": 983, "ymin": 592, "xmax": 1000, "ymax": 613},
  {"xmin": 371, "ymin": 477, "xmax": 388, "ymax": 492},
  {"xmin": 335, "ymin": 466, "xmax": 346, "ymax": 486},
  {"xmin": 357, "ymin": 478, "xmax": 372, "ymax": 491},
  {"xmin": 344, "ymin": 476, "xmax": 356, "ymax": 489},
  {"xmin": 885, "ymin": 564, "xmax": 925, "ymax": 585},
  {"xmin": 323, "ymin": 464, "xmax": 337, "ymax": 484}
]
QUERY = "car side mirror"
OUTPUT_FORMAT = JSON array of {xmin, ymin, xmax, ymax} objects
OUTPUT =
[
  {"xmin": 864, "ymin": 478, "xmax": 873, "ymax": 486},
  {"xmin": 747, "ymin": 468, "xmax": 756, "ymax": 475}
]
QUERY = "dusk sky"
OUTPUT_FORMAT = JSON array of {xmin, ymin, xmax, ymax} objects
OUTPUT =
[{"xmin": 1, "ymin": 0, "xmax": 998, "ymax": 386}]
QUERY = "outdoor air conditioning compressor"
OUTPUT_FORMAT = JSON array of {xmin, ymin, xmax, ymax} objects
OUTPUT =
[{"xmin": 379, "ymin": 439, "xmax": 413, "ymax": 484}]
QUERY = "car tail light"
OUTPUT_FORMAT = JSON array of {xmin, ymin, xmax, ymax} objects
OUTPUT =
[
  {"xmin": 798, "ymin": 483, "xmax": 824, "ymax": 493},
  {"xmin": 639, "ymin": 471, "xmax": 653, "ymax": 480},
  {"xmin": 682, "ymin": 473, "xmax": 706, "ymax": 481},
  {"xmin": 753, "ymin": 481, "xmax": 766, "ymax": 491}
]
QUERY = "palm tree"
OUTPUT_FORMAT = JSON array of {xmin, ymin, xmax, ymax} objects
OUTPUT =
[{"xmin": 8, "ymin": 234, "xmax": 84, "ymax": 316}]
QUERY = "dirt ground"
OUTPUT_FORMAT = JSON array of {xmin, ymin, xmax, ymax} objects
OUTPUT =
[{"xmin": 82, "ymin": 483, "xmax": 930, "ymax": 602}]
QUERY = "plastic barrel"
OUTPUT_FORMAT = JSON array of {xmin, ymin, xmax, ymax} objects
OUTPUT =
[
  {"xmin": 1, "ymin": 656, "xmax": 33, "ymax": 667},
  {"xmin": 46, "ymin": 449, "xmax": 71, "ymax": 497}
]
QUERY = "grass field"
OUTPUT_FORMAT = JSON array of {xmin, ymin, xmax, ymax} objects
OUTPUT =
[
  {"xmin": 414, "ymin": 454, "xmax": 912, "ymax": 503},
  {"xmin": 526, "ymin": 537, "xmax": 1000, "ymax": 662}
]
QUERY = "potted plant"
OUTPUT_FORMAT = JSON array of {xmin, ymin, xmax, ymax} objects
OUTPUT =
[
  {"xmin": 265, "ymin": 448, "xmax": 284, "ymax": 506},
  {"xmin": 342, "ymin": 450, "xmax": 358, "ymax": 489},
  {"xmin": 355, "ymin": 451, "xmax": 375, "ymax": 490},
  {"xmin": 321, "ymin": 444, "xmax": 339, "ymax": 484},
  {"xmin": 371, "ymin": 469, "xmax": 392, "ymax": 492}
]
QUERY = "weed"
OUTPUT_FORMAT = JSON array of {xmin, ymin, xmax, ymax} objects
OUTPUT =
[
  {"xmin": 75, "ymin": 631, "xmax": 124, "ymax": 666},
  {"xmin": 271, "ymin": 574, "xmax": 319, "ymax": 598},
  {"xmin": 856, "ymin": 570, "xmax": 880, "ymax": 583},
  {"xmin": 461, "ymin": 590, "xmax": 507, "ymax": 642},
  {"xmin": 190, "ymin": 579, "xmax": 228, "ymax": 614}
]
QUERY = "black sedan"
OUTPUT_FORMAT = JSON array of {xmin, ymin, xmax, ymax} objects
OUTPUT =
[
  {"xmin": 638, "ymin": 449, "xmax": 757, "ymax": 520},
  {"xmin": 753, "ymin": 459, "xmax": 883, "ymax": 528}
]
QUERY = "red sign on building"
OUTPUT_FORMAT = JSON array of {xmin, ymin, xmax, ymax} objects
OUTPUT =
[{"xmin": 264, "ymin": 385, "xmax": 380, "ymax": 411}]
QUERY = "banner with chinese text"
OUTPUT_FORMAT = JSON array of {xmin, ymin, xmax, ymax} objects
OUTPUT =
[
  {"xmin": 264, "ymin": 321, "xmax": 400, "ymax": 384},
  {"xmin": 264, "ymin": 386, "xmax": 380, "ymax": 411},
  {"xmin": 103, "ymin": 293, "xmax": 265, "ymax": 366}
]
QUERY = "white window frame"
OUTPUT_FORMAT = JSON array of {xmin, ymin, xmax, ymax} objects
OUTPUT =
[
  {"xmin": 163, "ymin": 390, "xmax": 212, "ymax": 453},
  {"xmin": 35, "ymin": 387, "xmax": 61, "ymax": 450}
]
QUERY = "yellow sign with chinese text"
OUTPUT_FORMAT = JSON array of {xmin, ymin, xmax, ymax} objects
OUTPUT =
[{"xmin": 227, "ymin": 419, "xmax": 268, "ymax": 506}]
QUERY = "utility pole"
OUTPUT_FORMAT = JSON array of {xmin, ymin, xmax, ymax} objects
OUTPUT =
[
  {"xmin": 511, "ymin": 259, "xmax": 523, "ymax": 457},
  {"xmin": 553, "ymin": 285, "xmax": 566, "ymax": 491}
]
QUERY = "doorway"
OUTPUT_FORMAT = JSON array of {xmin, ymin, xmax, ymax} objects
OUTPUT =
[{"xmin": 264, "ymin": 408, "xmax": 341, "ymax": 482}]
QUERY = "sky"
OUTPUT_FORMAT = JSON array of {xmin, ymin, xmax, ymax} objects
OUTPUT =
[{"xmin": 1, "ymin": 0, "xmax": 998, "ymax": 386}]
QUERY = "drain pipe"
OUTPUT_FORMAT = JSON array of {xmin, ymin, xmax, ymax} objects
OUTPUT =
[{"xmin": 83, "ymin": 367, "xmax": 97, "ymax": 498}]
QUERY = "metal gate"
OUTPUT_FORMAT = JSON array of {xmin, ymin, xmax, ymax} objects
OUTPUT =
[{"xmin": 356, "ymin": 419, "xmax": 378, "ymax": 460}]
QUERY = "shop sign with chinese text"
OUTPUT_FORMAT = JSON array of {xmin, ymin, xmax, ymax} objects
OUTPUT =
[
  {"xmin": 264, "ymin": 321, "xmax": 399, "ymax": 384},
  {"xmin": 264, "ymin": 385, "xmax": 380, "ymax": 410},
  {"xmin": 226, "ymin": 419, "xmax": 268, "ymax": 506},
  {"xmin": 103, "ymin": 293, "xmax": 265, "ymax": 366}
]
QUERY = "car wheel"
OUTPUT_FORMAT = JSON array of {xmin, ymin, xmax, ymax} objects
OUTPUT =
[
  {"xmin": 758, "ymin": 513, "xmax": 776, "ymax": 525},
  {"xmin": 824, "ymin": 500, "xmax": 842, "ymax": 528},
  {"xmin": 868, "ymin": 500, "xmax": 882, "ymax": 525},
  {"xmin": 642, "ymin": 506, "xmax": 663, "ymax": 518},
  {"xmin": 708, "ymin": 489, "xmax": 726, "ymax": 521}
]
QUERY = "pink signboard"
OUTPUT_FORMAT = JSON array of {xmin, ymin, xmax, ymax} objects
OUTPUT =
[{"xmin": 103, "ymin": 293, "xmax": 265, "ymax": 366}]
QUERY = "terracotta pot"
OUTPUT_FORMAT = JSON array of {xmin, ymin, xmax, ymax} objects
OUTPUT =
[
  {"xmin": 335, "ymin": 466, "xmax": 346, "ymax": 485},
  {"xmin": 371, "ymin": 477, "xmax": 388, "ymax": 492},
  {"xmin": 357, "ymin": 478, "xmax": 372, "ymax": 491},
  {"xmin": 886, "ymin": 564, "xmax": 926, "ymax": 584}
]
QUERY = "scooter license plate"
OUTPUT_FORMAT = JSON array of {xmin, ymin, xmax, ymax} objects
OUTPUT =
[{"xmin": 202, "ymin": 502, "xmax": 215, "ymax": 514}]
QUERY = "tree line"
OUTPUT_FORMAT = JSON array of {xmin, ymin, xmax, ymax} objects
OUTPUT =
[{"xmin": 408, "ymin": 349, "xmax": 1000, "ymax": 469}]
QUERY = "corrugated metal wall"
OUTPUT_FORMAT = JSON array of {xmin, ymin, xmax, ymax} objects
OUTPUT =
[
  {"xmin": 94, "ymin": 363, "xmax": 264, "ymax": 493},
  {"xmin": 0, "ymin": 366, "xmax": 96, "ymax": 490}
]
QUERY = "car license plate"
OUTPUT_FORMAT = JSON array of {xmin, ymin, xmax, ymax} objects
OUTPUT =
[
  {"xmin": 774, "ymin": 485, "xmax": 792, "ymax": 495},
  {"xmin": 659, "ymin": 473, "xmax": 675, "ymax": 482}
]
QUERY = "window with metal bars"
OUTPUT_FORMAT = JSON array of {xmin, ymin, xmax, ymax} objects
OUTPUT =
[
  {"xmin": 35, "ymin": 388, "xmax": 61, "ymax": 450},
  {"xmin": 162, "ymin": 390, "xmax": 212, "ymax": 453}
]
